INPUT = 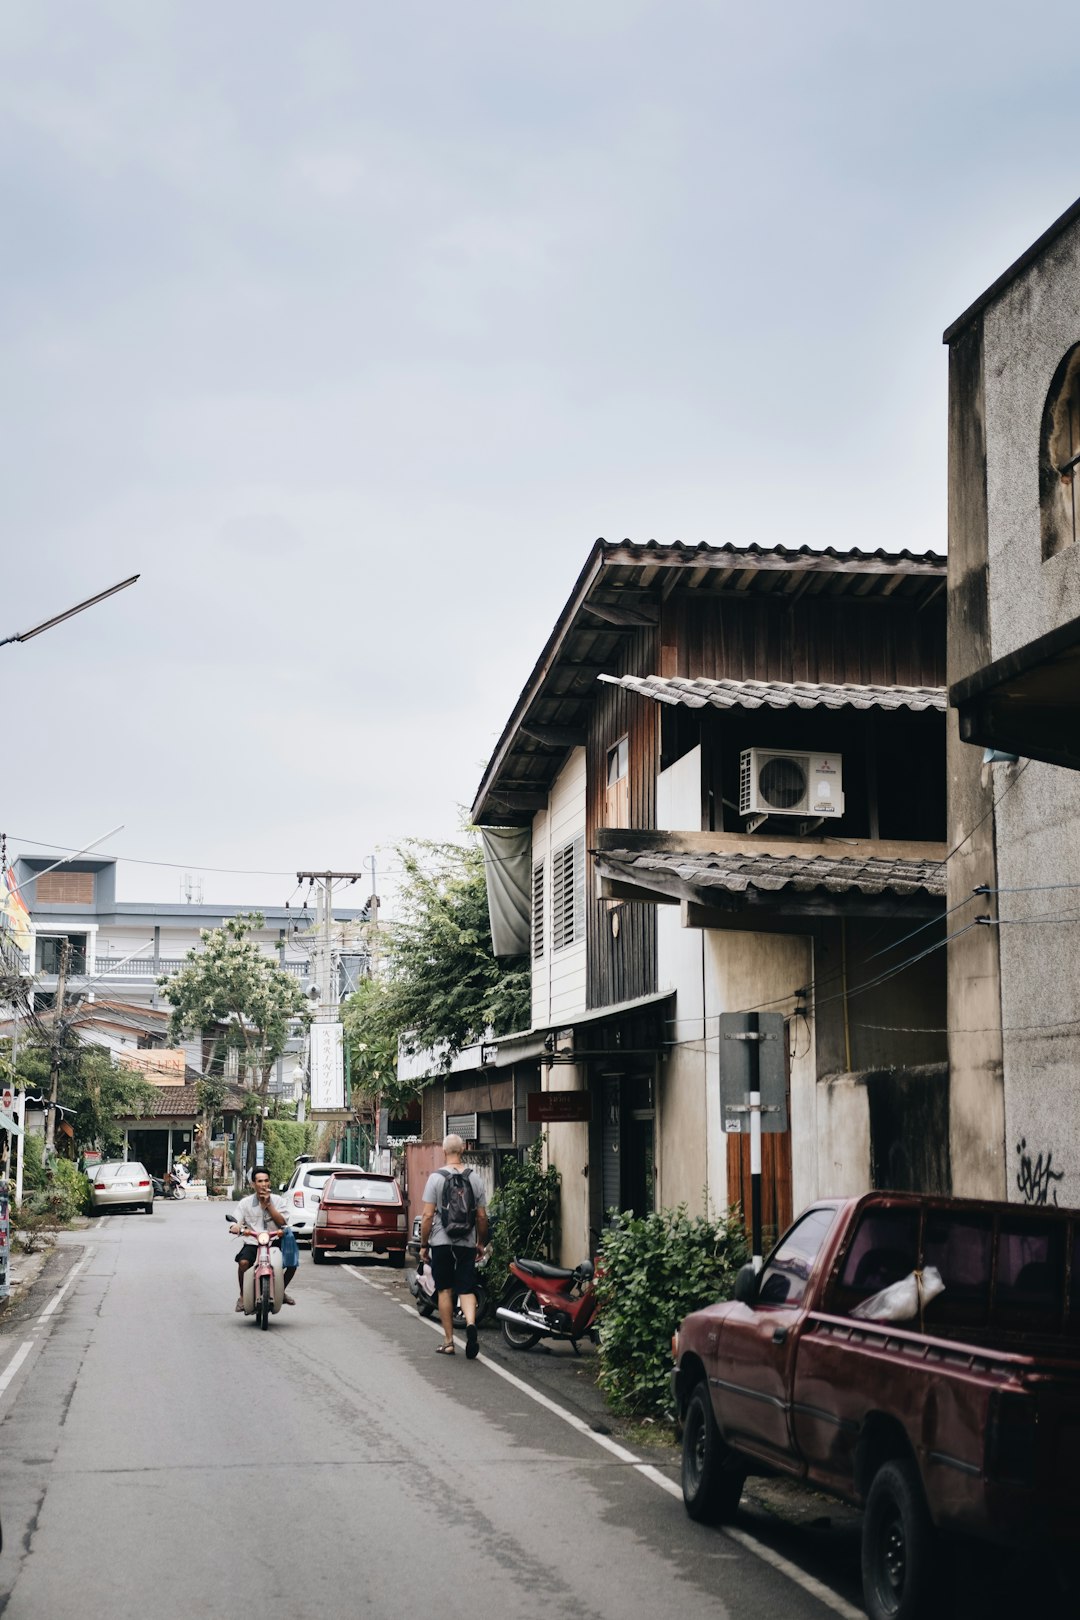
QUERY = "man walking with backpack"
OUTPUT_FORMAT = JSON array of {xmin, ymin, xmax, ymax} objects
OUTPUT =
[{"xmin": 419, "ymin": 1134, "xmax": 489, "ymax": 1359}]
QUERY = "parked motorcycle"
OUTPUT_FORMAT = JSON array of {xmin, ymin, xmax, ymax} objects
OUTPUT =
[
  {"xmin": 151, "ymin": 1174, "xmax": 186, "ymax": 1201},
  {"xmin": 226, "ymin": 1213, "xmax": 284, "ymax": 1329},
  {"xmin": 407, "ymin": 1255, "xmax": 491, "ymax": 1328},
  {"xmin": 496, "ymin": 1257, "xmax": 600, "ymax": 1352}
]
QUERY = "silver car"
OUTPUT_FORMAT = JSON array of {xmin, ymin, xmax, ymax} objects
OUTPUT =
[{"xmin": 90, "ymin": 1160, "xmax": 154, "ymax": 1214}]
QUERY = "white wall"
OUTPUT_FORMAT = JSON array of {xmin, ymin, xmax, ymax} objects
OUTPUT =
[
  {"xmin": 531, "ymin": 748, "xmax": 587, "ymax": 1028},
  {"xmin": 655, "ymin": 749, "xmax": 710, "ymax": 1213}
]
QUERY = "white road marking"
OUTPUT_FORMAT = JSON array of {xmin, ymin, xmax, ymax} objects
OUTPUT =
[
  {"xmin": 0, "ymin": 1340, "xmax": 35, "ymax": 1400},
  {"xmin": 721, "ymin": 1525, "xmax": 865, "ymax": 1619},
  {"xmin": 341, "ymin": 1264, "xmax": 867, "ymax": 1619},
  {"xmin": 37, "ymin": 1250, "xmax": 92, "ymax": 1324},
  {"xmin": 96, "ymin": 1216, "xmax": 108, "ymax": 1230}
]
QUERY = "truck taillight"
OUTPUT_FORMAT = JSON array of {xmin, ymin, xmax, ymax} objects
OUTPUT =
[
  {"xmin": 315, "ymin": 1209, "xmax": 328, "ymax": 1228},
  {"xmin": 396, "ymin": 1213, "xmax": 406, "ymax": 1230},
  {"xmin": 293, "ymin": 1191, "xmax": 304, "ymax": 1207},
  {"xmin": 671, "ymin": 1329, "xmax": 680, "ymax": 1362}
]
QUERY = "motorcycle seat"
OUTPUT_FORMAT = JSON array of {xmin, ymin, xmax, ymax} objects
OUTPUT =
[{"xmin": 515, "ymin": 1259, "xmax": 577, "ymax": 1281}]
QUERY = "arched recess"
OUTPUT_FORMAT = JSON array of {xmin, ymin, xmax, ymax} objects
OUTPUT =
[{"xmin": 1039, "ymin": 343, "xmax": 1080, "ymax": 560}]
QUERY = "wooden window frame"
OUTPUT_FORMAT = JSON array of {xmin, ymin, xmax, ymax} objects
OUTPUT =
[{"xmin": 551, "ymin": 836, "xmax": 585, "ymax": 953}]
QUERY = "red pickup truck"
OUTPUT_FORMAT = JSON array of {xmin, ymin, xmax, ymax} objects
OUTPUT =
[{"xmin": 671, "ymin": 1192, "xmax": 1080, "ymax": 1620}]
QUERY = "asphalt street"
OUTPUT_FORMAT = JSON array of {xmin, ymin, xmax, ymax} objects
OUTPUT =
[{"xmin": 0, "ymin": 1202, "xmax": 874, "ymax": 1620}]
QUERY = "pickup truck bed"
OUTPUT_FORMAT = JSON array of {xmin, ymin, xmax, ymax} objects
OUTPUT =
[{"xmin": 673, "ymin": 1192, "xmax": 1080, "ymax": 1620}]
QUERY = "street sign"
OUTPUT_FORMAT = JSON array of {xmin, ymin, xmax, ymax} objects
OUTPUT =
[
  {"xmin": 527, "ymin": 1091, "xmax": 592, "ymax": 1124},
  {"xmin": 718, "ymin": 1012, "xmax": 788, "ymax": 1134},
  {"xmin": 255, "ymin": 1140, "xmax": 265, "ymax": 1168},
  {"xmin": 309, "ymin": 1022, "xmax": 345, "ymax": 1111}
]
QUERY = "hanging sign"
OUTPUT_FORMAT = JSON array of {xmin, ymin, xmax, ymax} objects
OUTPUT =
[
  {"xmin": 309, "ymin": 1022, "xmax": 345, "ymax": 1112},
  {"xmin": 528, "ymin": 1091, "xmax": 591, "ymax": 1124}
]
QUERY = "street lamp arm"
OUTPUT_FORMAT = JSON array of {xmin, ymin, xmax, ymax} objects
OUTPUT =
[{"xmin": 0, "ymin": 574, "xmax": 140, "ymax": 648}]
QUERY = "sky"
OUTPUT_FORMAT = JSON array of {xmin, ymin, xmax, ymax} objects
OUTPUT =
[{"xmin": 2, "ymin": 1, "xmax": 1078, "ymax": 909}]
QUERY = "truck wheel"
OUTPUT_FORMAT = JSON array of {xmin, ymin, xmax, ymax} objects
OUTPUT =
[
  {"xmin": 682, "ymin": 1383, "xmax": 745, "ymax": 1523},
  {"xmin": 862, "ymin": 1459, "xmax": 938, "ymax": 1620},
  {"xmin": 311, "ymin": 1244, "xmax": 326, "ymax": 1265}
]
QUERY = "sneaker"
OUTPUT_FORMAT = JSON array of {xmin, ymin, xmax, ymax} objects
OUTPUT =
[
  {"xmin": 235, "ymin": 1298, "xmax": 245, "ymax": 1313},
  {"xmin": 465, "ymin": 1323, "xmax": 479, "ymax": 1360}
]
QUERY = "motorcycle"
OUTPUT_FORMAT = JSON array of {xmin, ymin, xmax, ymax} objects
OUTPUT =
[
  {"xmin": 226, "ymin": 1213, "xmax": 284, "ymax": 1329},
  {"xmin": 407, "ymin": 1253, "xmax": 491, "ymax": 1328},
  {"xmin": 151, "ymin": 1174, "xmax": 185, "ymax": 1201},
  {"xmin": 496, "ymin": 1256, "xmax": 600, "ymax": 1353}
]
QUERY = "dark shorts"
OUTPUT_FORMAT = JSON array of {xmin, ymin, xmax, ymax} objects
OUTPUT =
[
  {"xmin": 235, "ymin": 1244, "xmax": 258, "ymax": 1264},
  {"xmin": 430, "ymin": 1244, "xmax": 478, "ymax": 1296}
]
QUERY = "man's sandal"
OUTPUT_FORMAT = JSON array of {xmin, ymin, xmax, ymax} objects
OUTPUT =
[{"xmin": 436, "ymin": 1342, "xmax": 455, "ymax": 1355}]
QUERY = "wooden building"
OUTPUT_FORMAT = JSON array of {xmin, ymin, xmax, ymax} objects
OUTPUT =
[{"xmin": 469, "ymin": 539, "xmax": 949, "ymax": 1263}]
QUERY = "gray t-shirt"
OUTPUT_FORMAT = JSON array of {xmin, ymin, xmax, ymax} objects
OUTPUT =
[
  {"xmin": 236, "ymin": 1192, "xmax": 287, "ymax": 1234},
  {"xmin": 421, "ymin": 1166, "xmax": 486, "ymax": 1246}
]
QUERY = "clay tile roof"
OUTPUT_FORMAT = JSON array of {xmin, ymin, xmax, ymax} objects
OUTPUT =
[
  {"xmin": 596, "ymin": 674, "xmax": 946, "ymax": 713},
  {"xmin": 125, "ymin": 1082, "xmax": 249, "ymax": 1118}
]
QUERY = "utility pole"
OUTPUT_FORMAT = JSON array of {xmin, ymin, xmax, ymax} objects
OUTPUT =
[
  {"xmin": 295, "ymin": 873, "xmax": 364, "ymax": 1147},
  {"xmin": 45, "ymin": 939, "xmax": 70, "ymax": 1154}
]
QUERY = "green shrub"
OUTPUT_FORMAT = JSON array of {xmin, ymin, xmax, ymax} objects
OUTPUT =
[
  {"xmin": 596, "ymin": 1205, "xmax": 747, "ymax": 1419},
  {"xmin": 20, "ymin": 1132, "xmax": 46, "ymax": 1193},
  {"xmin": 52, "ymin": 1157, "xmax": 94, "ymax": 1218},
  {"xmin": 262, "ymin": 1120, "xmax": 321, "ymax": 1192},
  {"xmin": 486, "ymin": 1140, "xmax": 561, "ymax": 1301}
]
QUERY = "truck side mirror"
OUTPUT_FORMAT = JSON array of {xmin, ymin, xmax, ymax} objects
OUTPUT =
[{"xmin": 733, "ymin": 1263, "xmax": 760, "ymax": 1305}]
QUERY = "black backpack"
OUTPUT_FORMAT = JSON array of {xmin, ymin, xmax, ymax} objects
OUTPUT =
[{"xmin": 437, "ymin": 1167, "xmax": 477, "ymax": 1241}]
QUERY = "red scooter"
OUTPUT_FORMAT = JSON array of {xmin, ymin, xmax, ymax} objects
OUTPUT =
[{"xmin": 497, "ymin": 1256, "xmax": 600, "ymax": 1353}]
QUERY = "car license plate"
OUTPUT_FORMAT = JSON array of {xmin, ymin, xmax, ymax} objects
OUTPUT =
[{"xmin": 350, "ymin": 1240, "xmax": 374, "ymax": 1253}]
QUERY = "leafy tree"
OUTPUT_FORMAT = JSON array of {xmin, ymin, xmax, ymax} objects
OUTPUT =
[
  {"xmin": 1, "ymin": 1037, "xmax": 156, "ymax": 1159},
  {"xmin": 341, "ymin": 976, "xmax": 416, "ymax": 1112},
  {"xmin": 160, "ymin": 913, "xmax": 311, "ymax": 1178},
  {"xmin": 342, "ymin": 839, "xmax": 529, "ymax": 1099}
]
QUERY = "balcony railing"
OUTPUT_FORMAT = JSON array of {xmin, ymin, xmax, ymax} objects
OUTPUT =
[{"xmin": 42, "ymin": 956, "xmax": 312, "ymax": 982}]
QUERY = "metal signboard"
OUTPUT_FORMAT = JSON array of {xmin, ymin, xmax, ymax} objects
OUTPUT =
[
  {"xmin": 527, "ymin": 1091, "xmax": 592, "ymax": 1124},
  {"xmin": 718, "ymin": 1012, "xmax": 788, "ymax": 1134},
  {"xmin": 309, "ymin": 1022, "xmax": 345, "ymax": 1112}
]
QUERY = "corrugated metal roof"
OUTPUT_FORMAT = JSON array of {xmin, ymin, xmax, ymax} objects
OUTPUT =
[
  {"xmin": 597, "ymin": 673, "xmax": 946, "ymax": 713},
  {"xmin": 471, "ymin": 538, "xmax": 947, "ymax": 826},
  {"xmin": 597, "ymin": 847, "xmax": 945, "ymax": 900}
]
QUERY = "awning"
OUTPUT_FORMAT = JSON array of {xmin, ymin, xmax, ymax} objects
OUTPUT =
[
  {"xmin": 597, "ymin": 673, "xmax": 946, "ymax": 712},
  {"xmin": 596, "ymin": 844, "xmax": 945, "ymax": 917},
  {"xmin": 951, "ymin": 614, "xmax": 1080, "ymax": 772}
]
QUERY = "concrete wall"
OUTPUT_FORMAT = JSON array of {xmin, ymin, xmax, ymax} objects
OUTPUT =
[
  {"xmin": 954, "ymin": 219, "xmax": 1080, "ymax": 1204},
  {"xmin": 540, "ymin": 1059, "xmax": 591, "ymax": 1266},
  {"xmin": 702, "ymin": 930, "xmax": 816, "ymax": 1209},
  {"xmin": 655, "ymin": 748, "xmax": 710, "ymax": 1215}
]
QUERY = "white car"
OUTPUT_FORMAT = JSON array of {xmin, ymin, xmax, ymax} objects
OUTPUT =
[
  {"xmin": 90, "ymin": 1160, "xmax": 154, "ymax": 1214},
  {"xmin": 283, "ymin": 1161, "xmax": 357, "ymax": 1242}
]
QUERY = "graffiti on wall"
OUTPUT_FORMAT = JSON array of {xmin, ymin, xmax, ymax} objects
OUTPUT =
[{"xmin": 1015, "ymin": 1137, "xmax": 1064, "ymax": 1206}]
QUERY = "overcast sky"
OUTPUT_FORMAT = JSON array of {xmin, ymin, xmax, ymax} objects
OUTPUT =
[{"xmin": 2, "ymin": 2, "xmax": 1076, "ymax": 908}]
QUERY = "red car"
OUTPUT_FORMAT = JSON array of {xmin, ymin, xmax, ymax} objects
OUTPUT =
[{"xmin": 311, "ymin": 1172, "xmax": 407, "ymax": 1267}]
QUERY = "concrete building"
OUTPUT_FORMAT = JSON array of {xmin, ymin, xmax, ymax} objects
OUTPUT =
[
  {"xmin": 945, "ymin": 195, "xmax": 1080, "ymax": 1208},
  {"xmin": 12, "ymin": 855, "xmax": 367, "ymax": 1096}
]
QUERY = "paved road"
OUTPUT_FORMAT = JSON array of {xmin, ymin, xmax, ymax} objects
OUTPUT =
[{"xmin": 0, "ymin": 1203, "xmax": 872, "ymax": 1620}]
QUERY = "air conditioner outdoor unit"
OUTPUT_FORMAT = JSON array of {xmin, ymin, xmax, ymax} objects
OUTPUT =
[{"xmin": 739, "ymin": 748, "xmax": 845, "ymax": 819}]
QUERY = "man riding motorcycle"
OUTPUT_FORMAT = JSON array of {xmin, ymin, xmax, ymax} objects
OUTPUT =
[{"xmin": 230, "ymin": 1168, "xmax": 298, "ymax": 1311}]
